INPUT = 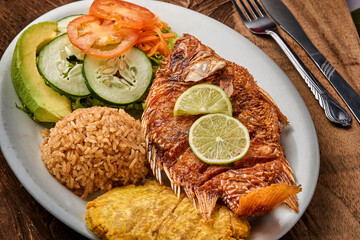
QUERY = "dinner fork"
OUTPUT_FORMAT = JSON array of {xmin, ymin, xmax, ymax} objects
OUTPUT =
[{"xmin": 231, "ymin": 0, "xmax": 352, "ymax": 127}]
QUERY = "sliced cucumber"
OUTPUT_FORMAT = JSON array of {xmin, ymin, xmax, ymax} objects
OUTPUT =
[
  {"xmin": 83, "ymin": 48, "xmax": 152, "ymax": 105},
  {"xmin": 37, "ymin": 33, "xmax": 90, "ymax": 97},
  {"xmin": 57, "ymin": 14, "xmax": 83, "ymax": 35}
]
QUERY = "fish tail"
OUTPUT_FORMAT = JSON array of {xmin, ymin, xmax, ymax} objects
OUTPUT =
[{"xmin": 236, "ymin": 183, "xmax": 301, "ymax": 216}]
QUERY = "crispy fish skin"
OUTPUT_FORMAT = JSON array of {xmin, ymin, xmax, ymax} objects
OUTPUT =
[
  {"xmin": 196, "ymin": 158, "xmax": 299, "ymax": 214},
  {"xmin": 85, "ymin": 181, "xmax": 250, "ymax": 240},
  {"xmin": 142, "ymin": 34, "xmax": 300, "ymax": 219}
]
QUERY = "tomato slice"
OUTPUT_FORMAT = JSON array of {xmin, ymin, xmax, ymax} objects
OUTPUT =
[
  {"xmin": 67, "ymin": 15, "xmax": 139, "ymax": 59},
  {"xmin": 89, "ymin": 0, "xmax": 157, "ymax": 29}
]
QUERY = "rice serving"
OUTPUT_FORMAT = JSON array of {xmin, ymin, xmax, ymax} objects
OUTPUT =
[{"xmin": 41, "ymin": 106, "xmax": 149, "ymax": 199}]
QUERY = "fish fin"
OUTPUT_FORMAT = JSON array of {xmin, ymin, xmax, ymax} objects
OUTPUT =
[
  {"xmin": 150, "ymin": 146, "xmax": 162, "ymax": 184},
  {"xmin": 236, "ymin": 183, "xmax": 301, "ymax": 217},
  {"xmin": 195, "ymin": 189, "xmax": 219, "ymax": 220},
  {"xmin": 284, "ymin": 195, "xmax": 299, "ymax": 212},
  {"xmin": 163, "ymin": 165, "xmax": 175, "ymax": 191},
  {"xmin": 184, "ymin": 185, "xmax": 198, "ymax": 211}
]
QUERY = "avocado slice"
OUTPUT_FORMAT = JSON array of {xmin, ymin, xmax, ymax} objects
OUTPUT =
[{"xmin": 11, "ymin": 21, "xmax": 72, "ymax": 122}]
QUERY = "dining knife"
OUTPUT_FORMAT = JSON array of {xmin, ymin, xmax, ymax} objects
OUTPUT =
[{"xmin": 261, "ymin": 0, "xmax": 360, "ymax": 124}]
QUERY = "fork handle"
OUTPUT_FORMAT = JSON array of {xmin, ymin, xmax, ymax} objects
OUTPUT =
[{"xmin": 267, "ymin": 30, "xmax": 351, "ymax": 126}]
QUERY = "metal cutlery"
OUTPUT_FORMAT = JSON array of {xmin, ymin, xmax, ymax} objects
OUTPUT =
[
  {"xmin": 261, "ymin": 0, "xmax": 360, "ymax": 124},
  {"xmin": 231, "ymin": 0, "xmax": 352, "ymax": 126}
]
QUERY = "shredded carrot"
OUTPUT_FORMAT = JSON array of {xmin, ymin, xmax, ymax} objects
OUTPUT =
[
  {"xmin": 158, "ymin": 40, "xmax": 171, "ymax": 56},
  {"xmin": 154, "ymin": 27, "xmax": 171, "ymax": 55},
  {"xmin": 137, "ymin": 43, "xmax": 152, "ymax": 52},
  {"xmin": 137, "ymin": 33, "xmax": 176, "ymax": 43},
  {"xmin": 137, "ymin": 36, "xmax": 160, "ymax": 43},
  {"xmin": 140, "ymin": 31, "xmax": 157, "ymax": 37},
  {"xmin": 162, "ymin": 33, "xmax": 176, "ymax": 38},
  {"xmin": 133, "ymin": 18, "xmax": 176, "ymax": 57},
  {"xmin": 146, "ymin": 41, "xmax": 160, "ymax": 57}
]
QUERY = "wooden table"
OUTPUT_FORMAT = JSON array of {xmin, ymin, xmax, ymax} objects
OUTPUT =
[{"xmin": 1, "ymin": 0, "xmax": 359, "ymax": 239}]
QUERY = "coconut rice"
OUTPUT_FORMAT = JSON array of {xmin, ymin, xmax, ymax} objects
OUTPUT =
[{"xmin": 40, "ymin": 106, "xmax": 149, "ymax": 199}]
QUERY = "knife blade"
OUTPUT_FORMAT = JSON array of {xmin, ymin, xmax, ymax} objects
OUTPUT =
[{"xmin": 261, "ymin": 0, "xmax": 360, "ymax": 124}]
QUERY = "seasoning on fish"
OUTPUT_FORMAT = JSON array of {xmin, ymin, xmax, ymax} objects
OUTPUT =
[{"xmin": 142, "ymin": 34, "xmax": 301, "ymax": 220}]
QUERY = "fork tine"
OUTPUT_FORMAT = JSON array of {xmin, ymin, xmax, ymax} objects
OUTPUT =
[
  {"xmin": 246, "ymin": 0, "xmax": 260, "ymax": 19},
  {"xmin": 231, "ymin": 0, "xmax": 253, "ymax": 21},
  {"xmin": 252, "ymin": 0, "xmax": 267, "ymax": 17}
]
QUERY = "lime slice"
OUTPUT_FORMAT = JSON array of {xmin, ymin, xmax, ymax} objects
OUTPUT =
[
  {"xmin": 189, "ymin": 113, "xmax": 250, "ymax": 164},
  {"xmin": 174, "ymin": 84, "xmax": 232, "ymax": 116}
]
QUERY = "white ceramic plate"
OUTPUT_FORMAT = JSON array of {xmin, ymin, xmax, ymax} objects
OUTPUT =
[{"xmin": 0, "ymin": 0, "xmax": 319, "ymax": 239}]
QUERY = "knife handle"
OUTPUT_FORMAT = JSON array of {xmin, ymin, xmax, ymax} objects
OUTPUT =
[
  {"xmin": 267, "ymin": 30, "xmax": 351, "ymax": 126},
  {"xmin": 312, "ymin": 54, "xmax": 360, "ymax": 124}
]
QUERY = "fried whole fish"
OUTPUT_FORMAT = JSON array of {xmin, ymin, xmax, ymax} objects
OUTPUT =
[
  {"xmin": 85, "ymin": 181, "xmax": 250, "ymax": 240},
  {"xmin": 142, "ymin": 34, "xmax": 301, "ymax": 219}
]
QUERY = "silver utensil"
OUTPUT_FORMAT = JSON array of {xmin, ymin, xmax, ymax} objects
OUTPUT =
[
  {"xmin": 231, "ymin": 0, "xmax": 351, "ymax": 126},
  {"xmin": 261, "ymin": 0, "xmax": 360, "ymax": 124}
]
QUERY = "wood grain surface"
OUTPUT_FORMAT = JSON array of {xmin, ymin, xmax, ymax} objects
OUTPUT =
[{"xmin": 0, "ymin": 0, "xmax": 359, "ymax": 239}]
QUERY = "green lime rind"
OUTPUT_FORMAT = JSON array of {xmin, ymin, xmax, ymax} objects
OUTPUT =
[
  {"xmin": 189, "ymin": 113, "xmax": 250, "ymax": 165},
  {"xmin": 173, "ymin": 84, "xmax": 232, "ymax": 117}
]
